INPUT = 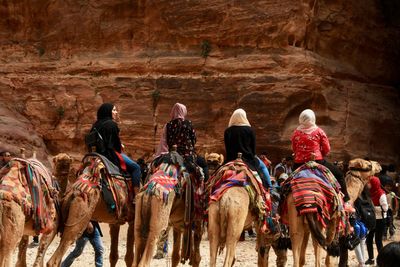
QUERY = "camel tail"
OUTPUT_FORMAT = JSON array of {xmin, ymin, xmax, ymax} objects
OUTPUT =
[
  {"xmin": 219, "ymin": 201, "xmax": 227, "ymax": 246},
  {"xmin": 305, "ymin": 213, "xmax": 327, "ymax": 249},
  {"xmin": 139, "ymin": 193, "xmax": 151, "ymax": 238}
]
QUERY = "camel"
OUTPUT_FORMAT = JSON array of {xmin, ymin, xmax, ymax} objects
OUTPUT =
[
  {"xmin": 133, "ymin": 154, "xmax": 204, "ymax": 267},
  {"xmin": 207, "ymin": 158, "xmax": 277, "ymax": 267},
  {"xmin": 0, "ymin": 153, "xmax": 72, "ymax": 267},
  {"xmin": 285, "ymin": 159, "xmax": 381, "ymax": 267},
  {"xmin": 205, "ymin": 152, "xmax": 224, "ymax": 174},
  {"xmin": 47, "ymin": 153, "xmax": 135, "ymax": 267}
]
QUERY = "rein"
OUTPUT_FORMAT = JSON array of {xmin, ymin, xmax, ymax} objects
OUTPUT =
[{"xmin": 348, "ymin": 166, "xmax": 372, "ymax": 172}]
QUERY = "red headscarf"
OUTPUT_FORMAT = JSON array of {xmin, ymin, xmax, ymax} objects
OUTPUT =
[{"xmin": 369, "ymin": 176, "xmax": 386, "ymax": 206}]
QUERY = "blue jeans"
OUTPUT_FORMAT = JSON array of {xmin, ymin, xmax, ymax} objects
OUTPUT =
[
  {"xmin": 121, "ymin": 153, "xmax": 141, "ymax": 187},
  {"xmin": 256, "ymin": 156, "xmax": 272, "ymax": 188},
  {"xmin": 61, "ymin": 227, "xmax": 104, "ymax": 267}
]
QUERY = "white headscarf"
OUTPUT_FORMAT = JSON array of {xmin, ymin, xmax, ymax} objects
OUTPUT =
[
  {"xmin": 297, "ymin": 109, "xmax": 318, "ymax": 134},
  {"xmin": 228, "ymin": 108, "xmax": 251, "ymax": 127}
]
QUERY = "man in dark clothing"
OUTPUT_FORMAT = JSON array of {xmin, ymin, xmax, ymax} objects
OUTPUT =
[{"xmin": 61, "ymin": 221, "xmax": 104, "ymax": 267}]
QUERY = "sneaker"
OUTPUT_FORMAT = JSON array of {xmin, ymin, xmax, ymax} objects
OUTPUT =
[
  {"xmin": 365, "ymin": 259, "xmax": 374, "ymax": 265},
  {"xmin": 344, "ymin": 202, "xmax": 355, "ymax": 213}
]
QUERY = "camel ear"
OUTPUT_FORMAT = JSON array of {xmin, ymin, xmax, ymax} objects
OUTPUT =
[
  {"xmin": 53, "ymin": 156, "xmax": 57, "ymax": 164},
  {"xmin": 219, "ymin": 154, "xmax": 224, "ymax": 165},
  {"xmin": 349, "ymin": 158, "xmax": 364, "ymax": 169},
  {"xmin": 205, "ymin": 152, "xmax": 209, "ymax": 160},
  {"xmin": 371, "ymin": 161, "xmax": 382, "ymax": 174}
]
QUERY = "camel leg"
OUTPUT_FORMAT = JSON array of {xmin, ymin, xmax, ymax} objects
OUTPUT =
[
  {"xmin": 191, "ymin": 220, "xmax": 203, "ymax": 267},
  {"xmin": 257, "ymin": 244, "xmax": 271, "ymax": 267},
  {"xmin": 110, "ymin": 224, "xmax": 120, "ymax": 267},
  {"xmin": 133, "ymin": 195, "xmax": 145, "ymax": 267},
  {"xmin": 208, "ymin": 203, "xmax": 220, "ymax": 267},
  {"xmin": 223, "ymin": 193, "xmax": 249, "ymax": 267},
  {"xmin": 16, "ymin": 235, "xmax": 29, "ymax": 267},
  {"xmin": 125, "ymin": 222, "xmax": 135, "ymax": 267},
  {"xmin": 172, "ymin": 228, "xmax": 181, "ymax": 267},
  {"xmin": 299, "ymin": 231, "xmax": 310, "ymax": 267},
  {"xmin": 311, "ymin": 235, "xmax": 322, "ymax": 267},
  {"xmin": 0, "ymin": 202, "xmax": 25, "ymax": 267},
  {"xmin": 137, "ymin": 196, "xmax": 173, "ymax": 267},
  {"xmin": 272, "ymin": 242, "xmax": 288, "ymax": 267},
  {"xmin": 33, "ymin": 228, "xmax": 58, "ymax": 267},
  {"xmin": 287, "ymin": 194, "xmax": 305, "ymax": 267},
  {"xmin": 47, "ymin": 196, "xmax": 93, "ymax": 267}
]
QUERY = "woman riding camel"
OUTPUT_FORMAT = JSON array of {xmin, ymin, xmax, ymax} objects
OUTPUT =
[
  {"xmin": 224, "ymin": 108, "xmax": 272, "ymax": 189},
  {"xmin": 91, "ymin": 103, "xmax": 141, "ymax": 196},
  {"xmin": 155, "ymin": 103, "xmax": 207, "ymax": 176},
  {"xmin": 291, "ymin": 108, "xmax": 353, "ymax": 212}
]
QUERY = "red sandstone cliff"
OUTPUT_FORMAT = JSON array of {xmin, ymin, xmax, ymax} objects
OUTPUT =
[{"xmin": 0, "ymin": 0, "xmax": 399, "ymax": 166}]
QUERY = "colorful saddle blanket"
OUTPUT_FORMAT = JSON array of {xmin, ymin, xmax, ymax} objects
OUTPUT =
[
  {"xmin": 206, "ymin": 159, "xmax": 272, "ymax": 231},
  {"xmin": 70, "ymin": 155, "xmax": 131, "ymax": 220},
  {"xmin": 282, "ymin": 161, "xmax": 344, "ymax": 228},
  {"xmin": 141, "ymin": 162, "xmax": 187, "ymax": 204},
  {"xmin": 0, "ymin": 158, "xmax": 57, "ymax": 234}
]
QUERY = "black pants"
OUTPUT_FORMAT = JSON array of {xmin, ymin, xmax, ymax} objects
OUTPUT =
[
  {"xmin": 294, "ymin": 159, "xmax": 350, "ymax": 202},
  {"xmin": 366, "ymin": 219, "xmax": 385, "ymax": 260}
]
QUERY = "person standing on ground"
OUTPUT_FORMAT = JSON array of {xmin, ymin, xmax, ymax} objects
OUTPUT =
[
  {"xmin": 365, "ymin": 175, "xmax": 388, "ymax": 265},
  {"xmin": 61, "ymin": 221, "xmax": 104, "ymax": 267}
]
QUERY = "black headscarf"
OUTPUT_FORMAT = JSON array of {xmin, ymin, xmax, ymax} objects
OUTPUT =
[
  {"xmin": 91, "ymin": 102, "xmax": 122, "ymax": 167},
  {"xmin": 97, "ymin": 103, "xmax": 114, "ymax": 121}
]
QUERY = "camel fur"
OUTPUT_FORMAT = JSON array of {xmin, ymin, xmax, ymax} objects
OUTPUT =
[
  {"xmin": 47, "ymin": 155, "xmax": 135, "ymax": 267},
  {"xmin": 285, "ymin": 159, "xmax": 381, "ymax": 267},
  {"xmin": 0, "ymin": 153, "xmax": 72, "ymax": 267},
  {"xmin": 133, "ymin": 162, "xmax": 203, "ymax": 267}
]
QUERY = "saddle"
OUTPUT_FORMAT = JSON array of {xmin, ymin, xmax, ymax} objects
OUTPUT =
[
  {"xmin": 280, "ymin": 161, "xmax": 344, "ymax": 228},
  {"xmin": 0, "ymin": 158, "xmax": 57, "ymax": 234},
  {"xmin": 72, "ymin": 153, "xmax": 132, "ymax": 220},
  {"xmin": 206, "ymin": 158, "xmax": 273, "ymax": 232}
]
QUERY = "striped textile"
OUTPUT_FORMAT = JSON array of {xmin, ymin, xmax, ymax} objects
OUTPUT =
[
  {"xmin": 206, "ymin": 159, "xmax": 272, "ymax": 231},
  {"xmin": 284, "ymin": 161, "xmax": 343, "ymax": 228},
  {"xmin": 70, "ymin": 156, "xmax": 131, "ymax": 220},
  {"xmin": 0, "ymin": 158, "xmax": 56, "ymax": 234},
  {"xmin": 141, "ymin": 162, "xmax": 186, "ymax": 204}
]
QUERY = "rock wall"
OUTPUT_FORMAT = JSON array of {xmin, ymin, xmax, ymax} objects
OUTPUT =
[{"xmin": 0, "ymin": 0, "xmax": 399, "ymax": 166}]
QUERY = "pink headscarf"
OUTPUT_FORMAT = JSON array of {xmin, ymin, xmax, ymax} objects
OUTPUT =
[
  {"xmin": 155, "ymin": 103, "xmax": 187, "ymax": 157},
  {"xmin": 170, "ymin": 103, "xmax": 187, "ymax": 120},
  {"xmin": 297, "ymin": 109, "xmax": 318, "ymax": 134},
  {"xmin": 369, "ymin": 176, "xmax": 386, "ymax": 206}
]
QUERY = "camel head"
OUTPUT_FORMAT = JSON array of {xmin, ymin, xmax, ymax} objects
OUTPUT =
[
  {"xmin": 205, "ymin": 152, "xmax": 224, "ymax": 173},
  {"xmin": 53, "ymin": 153, "xmax": 73, "ymax": 196},
  {"xmin": 346, "ymin": 158, "xmax": 382, "ymax": 203},
  {"xmin": 53, "ymin": 153, "xmax": 72, "ymax": 175}
]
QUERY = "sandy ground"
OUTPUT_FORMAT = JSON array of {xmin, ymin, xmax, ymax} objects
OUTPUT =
[{"xmin": 12, "ymin": 220, "xmax": 400, "ymax": 266}]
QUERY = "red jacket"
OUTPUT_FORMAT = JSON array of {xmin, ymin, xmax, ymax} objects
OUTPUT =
[{"xmin": 291, "ymin": 127, "xmax": 330, "ymax": 163}]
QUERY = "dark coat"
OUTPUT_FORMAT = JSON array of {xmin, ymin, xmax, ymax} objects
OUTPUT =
[
  {"xmin": 224, "ymin": 125, "xmax": 258, "ymax": 170},
  {"xmin": 91, "ymin": 103, "xmax": 122, "ymax": 168}
]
